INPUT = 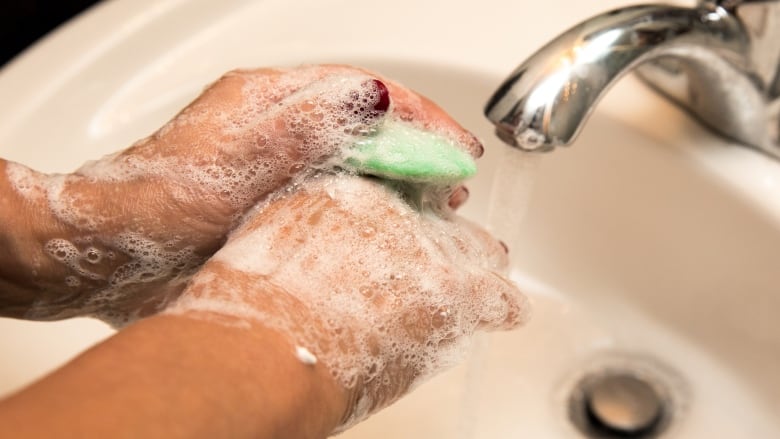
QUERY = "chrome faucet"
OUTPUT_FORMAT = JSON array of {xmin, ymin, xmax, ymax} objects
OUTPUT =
[{"xmin": 484, "ymin": 0, "xmax": 780, "ymax": 158}]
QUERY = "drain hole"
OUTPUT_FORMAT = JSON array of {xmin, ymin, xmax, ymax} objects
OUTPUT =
[
  {"xmin": 585, "ymin": 374, "xmax": 663, "ymax": 436},
  {"xmin": 569, "ymin": 370, "xmax": 672, "ymax": 438}
]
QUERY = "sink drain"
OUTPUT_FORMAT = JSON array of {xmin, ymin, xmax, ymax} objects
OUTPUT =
[
  {"xmin": 567, "ymin": 359, "xmax": 680, "ymax": 438},
  {"xmin": 584, "ymin": 373, "xmax": 664, "ymax": 436}
]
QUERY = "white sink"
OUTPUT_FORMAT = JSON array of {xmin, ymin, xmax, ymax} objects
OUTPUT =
[
  {"xmin": 1, "ymin": 0, "xmax": 779, "ymax": 437},
  {"xmin": 339, "ymin": 63, "xmax": 780, "ymax": 438}
]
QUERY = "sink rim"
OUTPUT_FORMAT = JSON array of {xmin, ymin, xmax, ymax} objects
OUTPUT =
[{"xmin": 0, "ymin": 0, "xmax": 778, "ymax": 436}]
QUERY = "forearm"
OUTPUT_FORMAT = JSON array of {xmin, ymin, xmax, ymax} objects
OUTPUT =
[{"xmin": 0, "ymin": 313, "xmax": 346, "ymax": 439}]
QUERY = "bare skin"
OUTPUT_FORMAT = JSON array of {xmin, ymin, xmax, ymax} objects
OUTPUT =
[
  {"xmin": 0, "ymin": 175, "xmax": 524, "ymax": 438},
  {"xmin": 0, "ymin": 315, "xmax": 347, "ymax": 439},
  {"xmin": 0, "ymin": 65, "xmax": 524, "ymax": 437},
  {"xmin": 169, "ymin": 174, "xmax": 526, "ymax": 428},
  {"xmin": 0, "ymin": 65, "xmax": 482, "ymax": 323}
]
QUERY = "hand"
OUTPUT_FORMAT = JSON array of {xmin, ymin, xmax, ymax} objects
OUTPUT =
[
  {"xmin": 167, "ymin": 173, "xmax": 528, "ymax": 432},
  {"xmin": 1, "ymin": 65, "xmax": 482, "ymax": 324}
]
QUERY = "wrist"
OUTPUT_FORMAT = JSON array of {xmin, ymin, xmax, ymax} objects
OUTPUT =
[
  {"xmin": 168, "ymin": 269, "xmax": 365, "ymax": 435},
  {"xmin": 0, "ymin": 160, "xmax": 74, "ymax": 317},
  {"xmin": 138, "ymin": 313, "xmax": 349, "ymax": 438},
  {"xmin": 0, "ymin": 312, "xmax": 348, "ymax": 438}
]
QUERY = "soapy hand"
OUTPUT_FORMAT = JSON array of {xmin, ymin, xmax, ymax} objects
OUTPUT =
[
  {"xmin": 167, "ymin": 173, "xmax": 528, "ymax": 431},
  {"xmin": 2, "ymin": 65, "xmax": 482, "ymax": 325}
]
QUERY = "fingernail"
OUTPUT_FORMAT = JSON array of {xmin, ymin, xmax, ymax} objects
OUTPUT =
[
  {"xmin": 448, "ymin": 186, "xmax": 469, "ymax": 209},
  {"xmin": 370, "ymin": 79, "xmax": 390, "ymax": 112},
  {"xmin": 499, "ymin": 240, "xmax": 509, "ymax": 254},
  {"xmin": 471, "ymin": 134, "xmax": 485, "ymax": 158}
]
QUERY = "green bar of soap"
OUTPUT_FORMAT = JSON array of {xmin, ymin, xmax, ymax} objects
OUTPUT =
[{"xmin": 347, "ymin": 120, "xmax": 477, "ymax": 183}]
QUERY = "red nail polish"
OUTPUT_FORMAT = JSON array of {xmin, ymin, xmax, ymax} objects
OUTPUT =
[
  {"xmin": 471, "ymin": 134, "xmax": 485, "ymax": 158},
  {"xmin": 448, "ymin": 186, "xmax": 470, "ymax": 209},
  {"xmin": 371, "ymin": 79, "xmax": 390, "ymax": 112}
]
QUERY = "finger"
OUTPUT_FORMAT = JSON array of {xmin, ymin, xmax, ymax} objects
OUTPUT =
[
  {"xmin": 449, "ymin": 215, "xmax": 510, "ymax": 272},
  {"xmin": 350, "ymin": 69, "xmax": 485, "ymax": 159},
  {"xmin": 472, "ymin": 271, "xmax": 530, "ymax": 331},
  {"xmin": 447, "ymin": 185, "xmax": 469, "ymax": 210},
  {"xmin": 393, "ymin": 90, "xmax": 483, "ymax": 159}
]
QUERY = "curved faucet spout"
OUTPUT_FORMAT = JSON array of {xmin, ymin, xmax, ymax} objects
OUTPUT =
[{"xmin": 485, "ymin": 2, "xmax": 780, "ymax": 158}]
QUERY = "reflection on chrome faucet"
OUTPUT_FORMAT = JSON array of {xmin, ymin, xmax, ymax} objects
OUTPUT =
[{"xmin": 485, "ymin": 0, "xmax": 780, "ymax": 159}]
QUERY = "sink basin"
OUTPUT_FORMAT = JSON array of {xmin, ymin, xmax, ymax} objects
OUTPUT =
[
  {"xmin": 338, "ymin": 64, "xmax": 780, "ymax": 438},
  {"xmin": 1, "ymin": 0, "xmax": 779, "ymax": 437}
]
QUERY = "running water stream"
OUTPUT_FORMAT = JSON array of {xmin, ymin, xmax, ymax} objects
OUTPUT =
[
  {"xmin": 485, "ymin": 147, "xmax": 543, "ymax": 247},
  {"xmin": 459, "ymin": 146, "xmax": 543, "ymax": 439}
]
